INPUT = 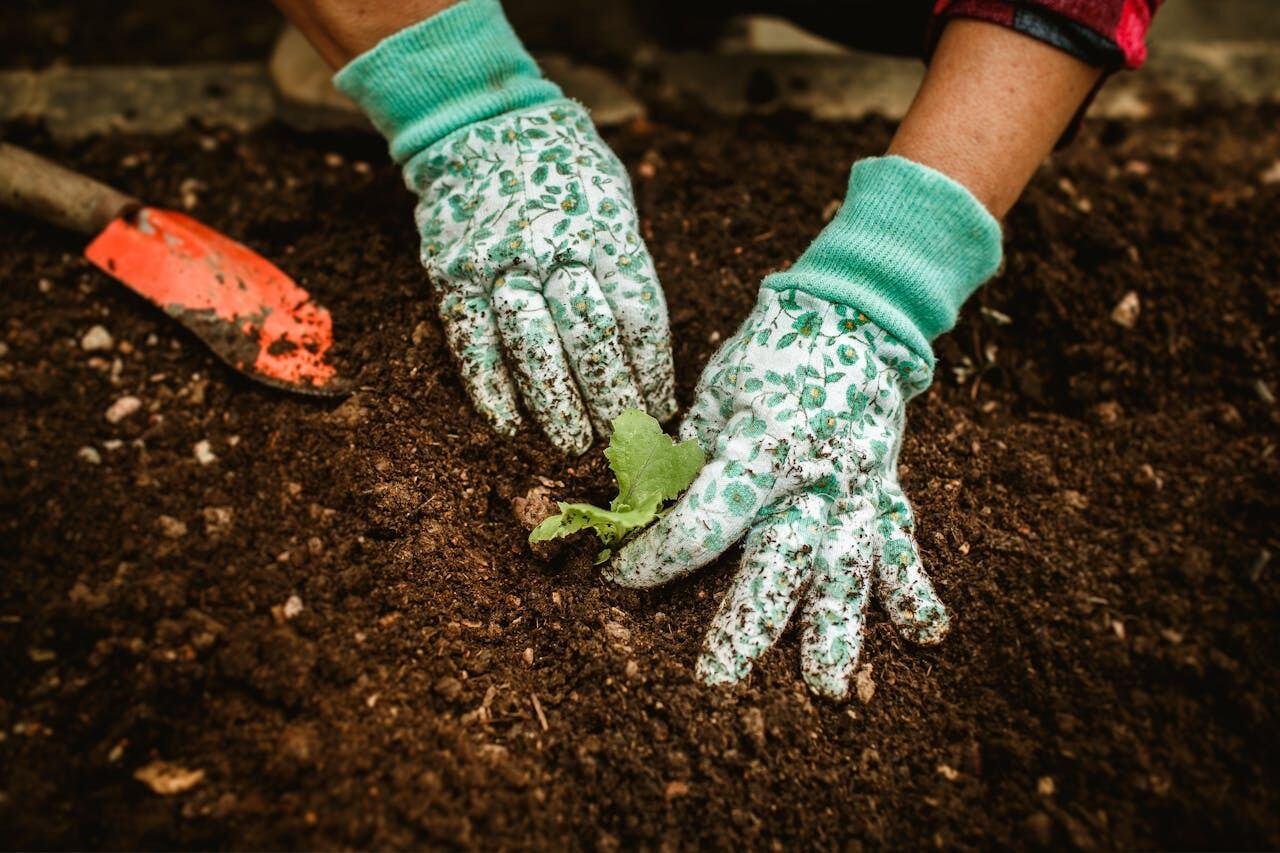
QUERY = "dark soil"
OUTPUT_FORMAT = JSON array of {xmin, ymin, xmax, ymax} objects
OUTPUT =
[
  {"xmin": 2, "ymin": 103, "xmax": 1278, "ymax": 850},
  {"xmin": 3, "ymin": 0, "xmax": 283, "ymax": 69}
]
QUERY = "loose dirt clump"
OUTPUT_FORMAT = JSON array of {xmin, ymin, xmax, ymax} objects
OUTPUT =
[{"xmin": 1, "ymin": 103, "xmax": 1278, "ymax": 848}]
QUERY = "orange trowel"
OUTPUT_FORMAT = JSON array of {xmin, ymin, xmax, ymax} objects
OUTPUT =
[{"xmin": 0, "ymin": 142, "xmax": 348, "ymax": 396}]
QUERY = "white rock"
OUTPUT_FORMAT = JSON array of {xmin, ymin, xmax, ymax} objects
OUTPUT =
[
  {"xmin": 854, "ymin": 663, "xmax": 876, "ymax": 704},
  {"xmin": 282, "ymin": 595, "xmax": 304, "ymax": 620},
  {"xmin": 1110, "ymin": 291, "xmax": 1141, "ymax": 328},
  {"xmin": 102, "ymin": 439, "xmax": 124, "ymax": 451},
  {"xmin": 81, "ymin": 325, "xmax": 114, "ymax": 351},
  {"xmin": 105, "ymin": 395, "xmax": 142, "ymax": 423},
  {"xmin": 193, "ymin": 439, "xmax": 217, "ymax": 465},
  {"xmin": 77, "ymin": 446, "xmax": 102, "ymax": 465}
]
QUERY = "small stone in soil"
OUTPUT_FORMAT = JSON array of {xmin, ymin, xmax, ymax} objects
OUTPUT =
[
  {"xmin": 193, "ymin": 439, "xmax": 217, "ymax": 465},
  {"xmin": 855, "ymin": 663, "xmax": 876, "ymax": 704},
  {"xmin": 1134, "ymin": 464, "xmax": 1163, "ymax": 490},
  {"xmin": 157, "ymin": 515, "xmax": 188, "ymax": 539},
  {"xmin": 1089, "ymin": 401, "xmax": 1123, "ymax": 425},
  {"xmin": 80, "ymin": 325, "xmax": 114, "ymax": 351},
  {"xmin": 134, "ymin": 761, "xmax": 205, "ymax": 796},
  {"xmin": 105, "ymin": 395, "xmax": 142, "ymax": 423},
  {"xmin": 282, "ymin": 595, "xmax": 303, "ymax": 620},
  {"xmin": 603, "ymin": 621, "xmax": 631, "ymax": 645},
  {"xmin": 1110, "ymin": 290, "xmax": 1141, "ymax": 328},
  {"xmin": 77, "ymin": 446, "xmax": 102, "ymax": 465},
  {"xmin": 664, "ymin": 780, "xmax": 689, "ymax": 799}
]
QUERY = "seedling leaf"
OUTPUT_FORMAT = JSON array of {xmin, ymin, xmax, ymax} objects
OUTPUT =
[{"xmin": 528, "ymin": 409, "xmax": 703, "ymax": 557}]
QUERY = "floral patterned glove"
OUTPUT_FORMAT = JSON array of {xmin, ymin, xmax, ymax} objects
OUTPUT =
[
  {"xmin": 411, "ymin": 101, "xmax": 675, "ymax": 454},
  {"xmin": 607, "ymin": 288, "xmax": 947, "ymax": 697},
  {"xmin": 335, "ymin": 0, "xmax": 675, "ymax": 455},
  {"xmin": 610, "ymin": 156, "xmax": 1004, "ymax": 699}
]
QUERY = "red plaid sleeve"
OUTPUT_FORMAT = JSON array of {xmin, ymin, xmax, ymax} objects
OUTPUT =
[{"xmin": 931, "ymin": 0, "xmax": 1163, "ymax": 69}]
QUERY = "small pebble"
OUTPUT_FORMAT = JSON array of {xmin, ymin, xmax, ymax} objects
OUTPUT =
[
  {"xmin": 193, "ymin": 439, "xmax": 217, "ymax": 465},
  {"xmin": 1110, "ymin": 290, "xmax": 1141, "ymax": 328},
  {"xmin": 854, "ymin": 663, "xmax": 876, "ymax": 704},
  {"xmin": 76, "ymin": 446, "xmax": 102, "ymax": 465},
  {"xmin": 603, "ymin": 621, "xmax": 631, "ymax": 644},
  {"xmin": 38, "ymin": 278, "xmax": 53, "ymax": 293},
  {"xmin": 282, "ymin": 595, "xmax": 304, "ymax": 620},
  {"xmin": 105, "ymin": 395, "xmax": 142, "ymax": 423},
  {"xmin": 157, "ymin": 515, "xmax": 188, "ymax": 539},
  {"xmin": 81, "ymin": 325, "xmax": 114, "ymax": 351},
  {"xmin": 1037, "ymin": 776, "xmax": 1056, "ymax": 796},
  {"xmin": 1134, "ymin": 463, "xmax": 1164, "ymax": 490},
  {"xmin": 1090, "ymin": 401, "xmax": 1123, "ymax": 425}
]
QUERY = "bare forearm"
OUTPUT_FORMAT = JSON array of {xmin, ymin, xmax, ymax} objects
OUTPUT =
[
  {"xmin": 887, "ymin": 19, "xmax": 1101, "ymax": 218},
  {"xmin": 272, "ymin": 0, "xmax": 459, "ymax": 68}
]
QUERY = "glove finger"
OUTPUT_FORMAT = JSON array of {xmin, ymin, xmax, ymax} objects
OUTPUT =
[
  {"xmin": 696, "ymin": 493, "xmax": 826, "ymax": 686},
  {"xmin": 492, "ymin": 273, "xmax": 593, "ymax": 456},
  {"xmin": 593, "ymin": 244, "xmax": 678, "ymax": 423},
  {"xmin": 874, "ymin": 481, "xmax": 950, "ymax": 644},
  {"xmin": 676, "ymin": 346, "xmax": 737, "ymax": 456},
  {"xmin": 543, "ymin": 264, "xmax": 645, "ymax": 437},
  {"xmin": 435, "ymin": 279, "xmax": 521, "ymax": 436},
  {"xmin": 799, "ymin": 496, "xmax": 877, "ymax": 699},
  {"xmin": 607, "ymin": 413, "xmax": 780, "ymax": 588}
]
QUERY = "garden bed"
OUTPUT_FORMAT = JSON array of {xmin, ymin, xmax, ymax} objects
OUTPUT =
[{"xmin": 1, "ymin": 104, "xmax": 1278, "ymax": 848}]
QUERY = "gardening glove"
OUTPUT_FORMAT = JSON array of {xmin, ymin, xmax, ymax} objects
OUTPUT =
[
  {"xmin": 608, "ymin": 156, "xmax": 1004, "ymax": 699},
  {"xmin": 335, "ymin": 0, "xmax": 676, "ymax": 455}
]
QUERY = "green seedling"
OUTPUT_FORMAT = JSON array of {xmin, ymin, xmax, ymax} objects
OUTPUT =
[{"xmin": 530, "ymin": 408, "xmax": 704, "ymax": 562}]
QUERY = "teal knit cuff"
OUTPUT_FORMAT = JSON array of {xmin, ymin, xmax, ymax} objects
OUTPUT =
[
  {"xmin": 333, "ymin": 0, "xmax": 564, "ymax": 164},
  {"xmin": 763, "ymin": 155, "xmax": 1003, "ymax": 369}
]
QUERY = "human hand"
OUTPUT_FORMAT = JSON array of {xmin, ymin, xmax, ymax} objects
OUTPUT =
[
  {"xmin": 608, "ymin": 287, "xmax": 949, "ymax": 699},
  {"xmin": 409, "ymin": 100, "xmax": 676, "ymax": 454}
]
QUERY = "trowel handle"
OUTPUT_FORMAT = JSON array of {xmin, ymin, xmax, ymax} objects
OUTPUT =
[{"xmin": 0, "ymin": 142, "xmax": 140, "ymax": 235}]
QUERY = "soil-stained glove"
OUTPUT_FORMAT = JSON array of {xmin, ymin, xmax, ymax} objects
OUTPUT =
[
  {"xmin": 608, "ymin": 156, "xmax": 1004, "ymax": 699},
  {"xmin": 335, "ymin": 0, "xmax": 675, "ymax": 454}
]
